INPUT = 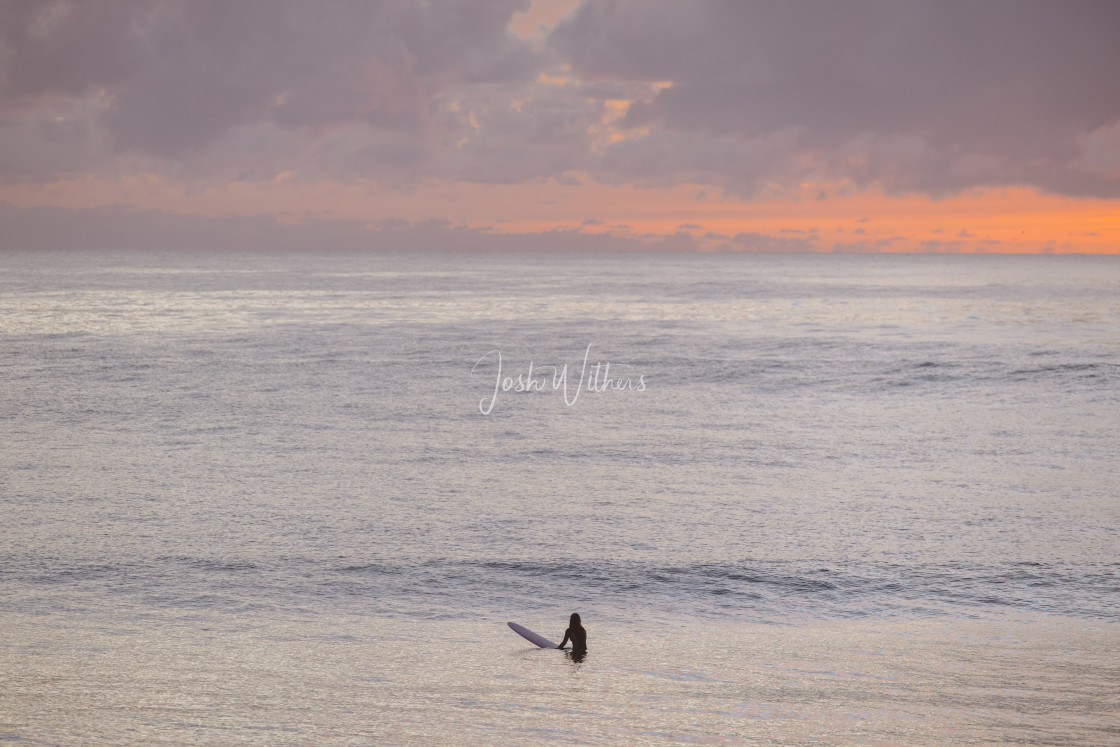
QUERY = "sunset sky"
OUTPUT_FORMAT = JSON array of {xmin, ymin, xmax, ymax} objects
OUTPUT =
[{"xmin": 2, "ymin": 0, "xmax": 1118, "ymax": 253}]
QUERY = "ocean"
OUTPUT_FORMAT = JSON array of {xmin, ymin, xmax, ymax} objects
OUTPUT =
[{"xmin": 2, "ymin": 248, "xmax": 1118, "ymax": 744}]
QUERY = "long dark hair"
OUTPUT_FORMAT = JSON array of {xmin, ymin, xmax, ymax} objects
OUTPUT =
[{"xmin": 569, "ymin": 612, "xmax": 582, "ymax": 628}]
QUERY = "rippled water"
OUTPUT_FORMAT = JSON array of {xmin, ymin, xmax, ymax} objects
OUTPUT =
[{"xmin": 2, "ymin": 249, "xmax": 1118, "ymax": 744}]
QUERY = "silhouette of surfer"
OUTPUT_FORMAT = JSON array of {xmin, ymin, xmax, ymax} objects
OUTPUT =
[{"xmin": 557, "ymin": 612, "xmax": 587, "ymax": 658}]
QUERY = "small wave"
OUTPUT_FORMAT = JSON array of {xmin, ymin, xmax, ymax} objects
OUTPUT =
[
  {"xmin": 451, "ymin": 559, "xmax": 1120, "ymax": 621},
  {"xmin": 1003, "ymin": 362, "xmax": 1119, "ymax": 381},
  {"xmin": 335, "ymin": 563, "xmax": 403, "ymax": 574},
  {"xmin": 29, "ymin": 563, "xmax": 121, "ymax": 585},
  {"xmin": 5, "ymin": 556, "xmax": 1117, "ymax": 622},
  {"xmin": 159, "ymin": 556, "xmax": 260, "ymax": 572}
]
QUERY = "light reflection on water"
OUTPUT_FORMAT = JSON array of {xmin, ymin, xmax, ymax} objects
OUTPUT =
[
  {"xmin": 3, "ymin": 289, "xmax": 1117, "ymax": 341},
  {"xmin": 3, "ymin": 611, "xmax": 1116, "ymax": 745}
]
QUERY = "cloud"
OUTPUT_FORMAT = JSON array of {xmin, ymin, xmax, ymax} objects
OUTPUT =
[
  {"xmin": 2, "ymin": 0, "xmax": 1118, "ymax": 203},
  {"xmin": 0, "ymin": 0, "xmax": 542, "ymax": 180},
  {"xmin": 550, "ymin": 0, "xmax": 1120, "ymax": 198},
  {"xmin": 831, "ymin": 236, "xmax": 905, "ymax": 253},
  {"xmin": 726, "ymin": 231, "xmax": 815, "ymax": 253},
  {"xmin": 0, "ymin": 200, "xmax": 820, "ymax": 253}
]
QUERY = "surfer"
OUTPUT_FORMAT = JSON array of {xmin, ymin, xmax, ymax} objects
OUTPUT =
[{"xmin": 557, "ymin": 612, "xmax": 587, "ymax": 653}]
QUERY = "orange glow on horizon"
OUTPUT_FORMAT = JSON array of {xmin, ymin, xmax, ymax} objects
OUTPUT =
[{"xmin": 2, "ymin": 175, "xmax": 1117, "ymax": 254}]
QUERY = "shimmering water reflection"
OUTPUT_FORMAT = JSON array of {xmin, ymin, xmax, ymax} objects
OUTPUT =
[{"xmin": 3, "ymin": 611, "xmax": 1115, "ymax": 745}]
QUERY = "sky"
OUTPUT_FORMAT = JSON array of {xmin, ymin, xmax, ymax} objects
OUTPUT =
[{"xmin": 2, "ymin": 0, "xmax": 1119, "ymax": 253}]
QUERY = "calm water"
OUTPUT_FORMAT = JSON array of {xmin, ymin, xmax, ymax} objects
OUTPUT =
[{"xmin": 2, "ymin": 249, "xmax": 1118, "ymax": 744}]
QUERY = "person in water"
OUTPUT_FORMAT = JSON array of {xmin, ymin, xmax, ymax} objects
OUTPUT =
[{"xmin": 557, "ymin": 612, "xmax": 587, "ymax": 652}]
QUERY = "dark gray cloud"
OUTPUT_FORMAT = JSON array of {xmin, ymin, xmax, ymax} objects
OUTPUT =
[
  {"xmin": 0, "ymin": 0, "xmax": 542, "ymax": 178},
  {"xmin": 551, "ymin": 0, "xmax": 1120, "ymax": 197}
]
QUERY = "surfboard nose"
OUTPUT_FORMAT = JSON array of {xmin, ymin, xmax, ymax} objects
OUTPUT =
[{"xmin": 508, "ymin": 621, "xmax": 558, "ymax": 649}]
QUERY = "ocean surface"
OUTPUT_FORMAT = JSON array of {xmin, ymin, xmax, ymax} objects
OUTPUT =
[{"xmin": 1, "ymin": 248, "xmax": 1118, "ymax": 745}]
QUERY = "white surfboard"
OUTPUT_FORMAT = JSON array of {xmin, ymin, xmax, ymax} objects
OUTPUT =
[{"xmin": 508, "ymin": 621, "xmax": 558, "ymax": 648}]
